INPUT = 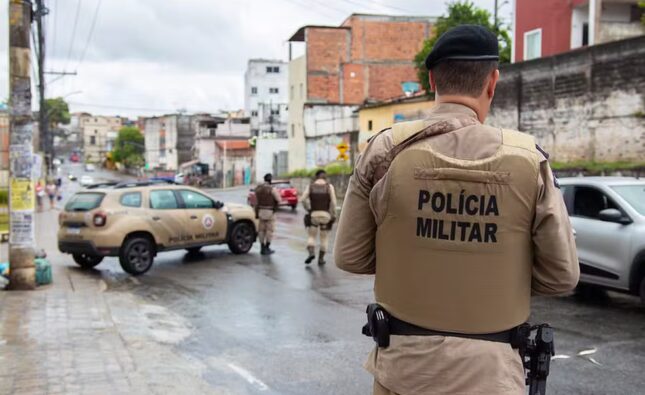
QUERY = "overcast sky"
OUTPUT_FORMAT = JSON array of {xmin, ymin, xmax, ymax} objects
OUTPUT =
[{"xmin": 0, "ymin": 0, "xmax": 512, "ymax": 118}]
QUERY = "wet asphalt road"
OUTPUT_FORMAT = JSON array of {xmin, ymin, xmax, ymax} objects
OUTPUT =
[{"xmin": 56, "ymin": 165, "xmax": 645, "ymax": 395}]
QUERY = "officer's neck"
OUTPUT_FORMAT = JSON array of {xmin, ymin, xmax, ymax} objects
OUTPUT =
[{"xmin": 435, "ymin": 95, "xmax": 489, "ymax": 123}]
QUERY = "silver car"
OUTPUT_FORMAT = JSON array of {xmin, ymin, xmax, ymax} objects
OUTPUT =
[{"xmin": 559, "ymin": 177, "xmax": 645, "ymax": 303}]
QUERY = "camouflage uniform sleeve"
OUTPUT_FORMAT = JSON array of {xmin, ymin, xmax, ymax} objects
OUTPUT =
[
  {"xmin": 531, "ymin": 150, "xmax": 580, "ymax": 295},
  {"xmin": 335, "ymin": 130, "xmax": 393, "ymax": 274}
]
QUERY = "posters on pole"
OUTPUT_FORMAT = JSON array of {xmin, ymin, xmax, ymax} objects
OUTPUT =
[
  {"xmin": 32, "ymin": 153, "xmax": 42, "ymax": 179},
  {"xmin": 10, "ymin": 178, "xmax": 34, "ymax": 211},
  {"xmin": 9, "ymin": 211, "xmax": 34, "ymax": 245},
  {"xmin": 10, "ymin": 144, "xmax": 33, "ymax": 179}
]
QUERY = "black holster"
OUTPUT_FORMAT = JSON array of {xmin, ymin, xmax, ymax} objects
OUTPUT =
[
  {"xmin": 361, "ymin": 304, "xmax": 390, "ymax": 347},
  {"xmin": 514, "ymin": 323, "xmax": 555, "ymax": 395},
  {"xmin": 304, "ymin": 213, "xmax": 312, "ymax": 228}
]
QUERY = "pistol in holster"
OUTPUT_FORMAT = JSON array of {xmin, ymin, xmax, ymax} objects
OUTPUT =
[
  {"xmin": 304, "ymin": 213, "xmax": 312, "ymax": 228},
  {"xmin": 511, "ymin": 323, "xmax": 555, "ymax": 395},
  {"xmin": 361, "ymin": 303, "xmax": 390, "ymax": 348}
]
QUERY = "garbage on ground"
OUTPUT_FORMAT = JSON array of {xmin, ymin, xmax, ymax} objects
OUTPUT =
[
  {"xmin": 0, "ymin": 262, "xmax": 8, "ymax": 277},
  {"xmin": 35, "ymin": 258, "xmax": 52, "ymax": 286},
  {"xmin": 0, "ymin": 276, "xmax": 8, "ymax": 290}
]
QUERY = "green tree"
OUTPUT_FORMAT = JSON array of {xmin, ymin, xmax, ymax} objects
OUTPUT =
[
  {"xmin": 44, "ymin": 97, "xmax": 71, "ymax": 126},
  {"xmin": 414, "ymin": 1, "xmax": 512, "ymax": 94},
  {"xmin": 112, "ymin": 126, "xmax": 145, "ymax": 168}
]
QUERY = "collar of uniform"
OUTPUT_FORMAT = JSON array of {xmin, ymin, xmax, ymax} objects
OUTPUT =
[{"xmin": 428, "ymin": 102, "xmax": 479, "ymax": 122}]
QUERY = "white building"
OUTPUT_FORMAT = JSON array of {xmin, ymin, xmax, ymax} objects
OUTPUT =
[
  {"xmin": 142, "ymin": 114, "xmax": 195, "ymax": 171},
  {"xmin": 244, "ymin": 59, "xmax": 289, "ymax": 138}
]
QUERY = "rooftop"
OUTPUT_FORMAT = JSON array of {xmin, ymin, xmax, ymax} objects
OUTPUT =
[
  {"xmin": 216, "ymin": 140, "xmax": 251, "ymax": 150},
  {"xmin": 358, "ymin": 91, "xmax": 430, "ymax": 111}
]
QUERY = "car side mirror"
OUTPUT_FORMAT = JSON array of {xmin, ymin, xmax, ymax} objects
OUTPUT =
[
  {"xmin": 598, "ymin": 208, "xmax": 631, "ymax": 224},
  {"xmin": 213, "ymin": 200, "xmax": 224, "ymax": 209}
]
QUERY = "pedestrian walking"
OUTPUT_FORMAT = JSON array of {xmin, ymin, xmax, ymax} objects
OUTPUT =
[
  {"xmin": 35, "ymin": 180, "xmax": 45, "ymax": 211},
  {"xmin": 254, "ymin": 173, "xmax": 281, "ymax": 255},
  {"xmin": 45, "ymin": 180, "xmax": 57, "ymax": 210},
  {"xmin": 334, "ymin": 25, "xmax": 579, "ymax": 395},
  {"xmin": 301, "ymin": 169, "xmax": 337, "ymax": 265}
]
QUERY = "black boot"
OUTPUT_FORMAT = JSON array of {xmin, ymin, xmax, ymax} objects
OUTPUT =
[
  {"xmin": 305, "ymin": 246, "xmax": 315, "ymax": 264},
  {"xmin": 260, "ymin": 243, "xmax": 267, "ymax": 255},
  {"xmin": 318, "ymin": 251, "xmax": 326, "ymax": 265},
  {"xmin": 264, "ymin": 242, "xmax": 275, "ymax": 255}
]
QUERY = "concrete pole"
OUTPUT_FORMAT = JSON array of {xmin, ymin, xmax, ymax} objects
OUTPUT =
[
  {"xmin": 589, "ymin": 0, "xmax": 602, "ymax": 46},
  {"xmin": 8, "ymin": 0, "xmax": 37, "ymax": 290}
]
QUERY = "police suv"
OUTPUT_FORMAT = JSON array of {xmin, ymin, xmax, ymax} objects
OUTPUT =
[{"xmin": 58, "ymin": 181, "xmax": 258, "ymax": 275}]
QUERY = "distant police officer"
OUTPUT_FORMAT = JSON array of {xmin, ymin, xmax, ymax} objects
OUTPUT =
[
  {"xmin": 334, "ymin": 25, "xmax": 579, "ymax": 395},
  {"xmin": 255, "ymin": 173, "xmax": 281, "ymax": 255},
  {"xmin": 301, "ymin": 169, "xmax": 337, "ymax": 265}
]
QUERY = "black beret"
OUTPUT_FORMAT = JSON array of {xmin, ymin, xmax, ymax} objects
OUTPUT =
[{"xmin": 425, "ymin": 24, "xmax": 499, "ymax": 70}]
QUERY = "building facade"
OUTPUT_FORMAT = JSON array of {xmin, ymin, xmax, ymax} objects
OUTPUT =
[
  {"xmin": 0, "ymin": 108, "xmax": 8, "ymax": 187},
  {"xmin": 513, "ymin": 0, "xmax": 644, "ymax": 62},
  {"xmin": 357, "ymin": 93, "xmax": 434, "ymax": 152},
  {"xmin": 193, "ymin": 114, "xmax": 252, "ymax": 177},
  {"xmin": 80, "ymin": 114, "xmax": 122, "ymax": 163},
  {"xmin": 287, "ymin": 13, "xmax": 434, "ymax": 171},
  {"xmin": 142, "ymin": 114, "xmax": 195, "ymax": 171},
  {"xmin": 244, "ymin": 59, "xmax": 289, "ymax": 138}
]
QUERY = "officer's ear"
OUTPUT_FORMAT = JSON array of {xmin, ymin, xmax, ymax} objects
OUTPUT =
[
  {"xmin": 429, "ymin": 70, "xmax": 437, "ymax": 93},
  {"xmin": 486, "ymin": 69, "xmax": 500, "ymax": 100}
]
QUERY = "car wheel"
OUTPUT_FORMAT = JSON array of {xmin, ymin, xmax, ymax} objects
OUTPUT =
[
  {"xmin": 228, "ymin": 222, "xmax": 255, "ymax": 254},
  {"xmin": 119, "ymin": 237, "xmax": 155, "ymax": 276},
  {"xmin": 290, "ymin": 204, "xmax": 297, "ymax": 211},
  {"xmin": 72, "ymin": 253, "xmax": 103, "ymax": 269},
  {"xmin": 186, "ymin": 247, "xmax": 201, "ymax": 255}
]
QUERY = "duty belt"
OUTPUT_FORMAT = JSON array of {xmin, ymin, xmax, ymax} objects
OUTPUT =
[{"xmin": 388, "ymin": 314, "xmax": 513, "ymax": 344}]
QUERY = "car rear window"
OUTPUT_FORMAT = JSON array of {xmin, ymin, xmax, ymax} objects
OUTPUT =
[
  {"xmin": 120, "ymin": 192, "xmax": 142, "ymax": 208},
  {"xmin": 273, "ymin": 183, "xmax": 292, "ymax": 189},
  {"xmin": 65, "ymin": 193, "xmax": 105, "ymax": 212}
]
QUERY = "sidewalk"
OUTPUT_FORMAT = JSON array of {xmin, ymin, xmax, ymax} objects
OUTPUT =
[{"xmin": 0, "ymin": 210, "xmax": 214, "ymax": 395}]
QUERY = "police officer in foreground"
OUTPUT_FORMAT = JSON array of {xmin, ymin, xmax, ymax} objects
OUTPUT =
[
  {"xmin": 301, "ymin": 169, "xmax": 337, "ymax": 265},
  {"xmin": 255, "ymin": 173, "xmax": 281, "ymax": 255},
  {"xmin": 334, "ymin": 25, "xmax": 579, "ymax": 395}
]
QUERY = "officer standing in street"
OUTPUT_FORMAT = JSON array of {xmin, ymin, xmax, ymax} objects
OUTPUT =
[
  {"xmin": 301, "ymin": 169, "xmax": 337, "ymax": 265},
  {"xmin": 334, "ymin": 25, "xmax": 579, "ymax": 395},
  {"xmin": 255, "ymin": 173, "xmax": 281, "ymax": 255}
]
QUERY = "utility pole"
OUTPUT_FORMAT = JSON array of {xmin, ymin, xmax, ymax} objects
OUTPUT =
[
  {"xmin": 8, "ymin": 0, "xmax": 36, "ymax": 289},
  {"xmin": 494, "ymin": 0, "xmax": 498, "ymax": 30},
  {"xmin": 34, "ymin": 0, "xmax": 50, "ymax": 172}
]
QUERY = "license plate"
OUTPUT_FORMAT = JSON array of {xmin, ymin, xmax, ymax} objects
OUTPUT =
[{"xmin": 66, "ymin": 227, "xmax": 81, "ymax": 235}]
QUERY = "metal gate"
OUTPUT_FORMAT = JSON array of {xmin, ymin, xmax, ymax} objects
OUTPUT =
[{"xmin": 273, "ymin": 151, "xmax": 288, "ymax": 178}]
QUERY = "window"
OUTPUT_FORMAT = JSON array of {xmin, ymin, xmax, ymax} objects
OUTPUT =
[
  {"xmin": 120, "ymin": 192, "xmax": 142, "ymax": 208},
  {"xmin": 611, "ymin": 185, "xmax": 645, "ymax": 215},
  {"xmin": 523, "ymin": 28, "xmax": 542, "ymax": 61},
  {"xmin": 150, "ymin": 190, "xmax": 179, "ymax": 209},
  {"xmin": 251, "ymin": 87, "xmax": 258, "ymax": 95},
  {"xmin": 90, "ymin": 136, "xmax": 96, "ymax": 145},
  {"xmin": 269, "ymin": 87, "xmax": 279, "ymax": 94},
  {"xmin": 572, "ymin": 186, "xmax": 621, "ymax": 219},
  {"xmin": 251, "ymin": 110, "xmax": 258, "ymax": 117},
  {"xmin": 271, "ymin": 109, "xmax": 280, "ymax": 115},
  {"xmin": 179, "ymin": 190, "xmax": 214, "ymax": 209},
  {"xmin": 368, "ymin": 120, "xmax": 373, "ymax": 131},
  {"xmin": 266, "ymin": 66, "xmax": 280, "ymax": 73},
  {"xmin": 582, "ymin": 23, "xmax": 589, "ymax": 46},
  {"xmin": 65, "ymin": 193, "xmax": 105, "ymax": 212},
  {"xmin": 159, "ymin": 149, "xmax": 166, "ymax": 157}
]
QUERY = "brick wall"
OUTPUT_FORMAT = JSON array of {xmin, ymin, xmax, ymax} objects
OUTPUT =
[
  {"xmin": 488, "ymin": 36, "xmax": 645, "ymax": 162},
  {"xmin": 306, "ymin": 16, "xmax": 432, "ymax": 105}
]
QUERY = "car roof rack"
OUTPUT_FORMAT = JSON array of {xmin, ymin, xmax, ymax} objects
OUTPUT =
[
  {"xmin": 113, "ymin": 179, "xmax": 178, "ymax": 189},
  {"xmin": 86, "ymin": 181, "xmax": 119, "ymax": 189}
]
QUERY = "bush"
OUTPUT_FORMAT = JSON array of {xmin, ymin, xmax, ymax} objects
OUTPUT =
[
  {"xmin": 550, "ymin": 161, "xmax": 645, "ymax": 173},
  {"xmin": 284, "ymin": 162, "xmax": 353, "ymax": 178}
]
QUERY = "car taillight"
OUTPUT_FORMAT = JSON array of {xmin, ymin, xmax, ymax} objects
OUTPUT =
[{"xmin": 93, "ymin": 212, "xmax": 107, "ymax": 227}]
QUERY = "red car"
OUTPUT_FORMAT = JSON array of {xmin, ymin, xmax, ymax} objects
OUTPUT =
[{"xmin": 248, "ymin": 180, "xmax": 298, "ymax": 210}]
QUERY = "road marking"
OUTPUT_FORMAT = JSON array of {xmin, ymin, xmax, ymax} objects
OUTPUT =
[
  {"xmin": 577, "ymin": 348, "xmax": 597, "ymax": 356},
  {"xmin": 227, "ymin": 362, "xmax": 269, "ymax": 391},
  {"xmin": 551, "ymin": 355, "xmax": 570, "ymax": 360}
]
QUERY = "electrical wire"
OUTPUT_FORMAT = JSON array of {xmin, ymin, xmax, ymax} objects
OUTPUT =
[
  {"xmin": 337, "ymin": 0, "xmax": 415, "ymax": 14},
  {"xmin": 75, "ymin": 0, "xmax": 102, "ymax": 71},
  {"xmin": 67, "ymin": 101, "xmax": 212, "ymax": 114},
  {"xmin": 63, "ymin": 0, "xmax": 82, "ymax": 71}
]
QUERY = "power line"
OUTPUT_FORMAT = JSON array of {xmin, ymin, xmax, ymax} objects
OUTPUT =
[
  {"xmin": 337, "ymin": 0, "xmax": 415, "ymax": 14},
  {"xmin": 278, "ymin": 0, "xmax": 339, "ymax": 20},
  {"xmin": 67, "ymin": 101, "xmax": 212, "ymax": 114},
  {"xmin": 63, "ymin": 0, "xmax": 82, "ymax": 71},
  {"xmin": 75, "ymin": 0, "xmax": 102, "ymax": 71}
]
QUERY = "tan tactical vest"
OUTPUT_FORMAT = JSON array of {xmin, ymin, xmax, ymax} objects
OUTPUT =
[
  {"xmin": 255, "ymin": 184, "xmax": 276, "ymax": 210},
  {"xmin": 375, "ymin": 119, "xmax": 540, "ymax": 334},
  {"xmin": 310, "ymin": 182, "xmax": 331, "ymax": 212}
]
